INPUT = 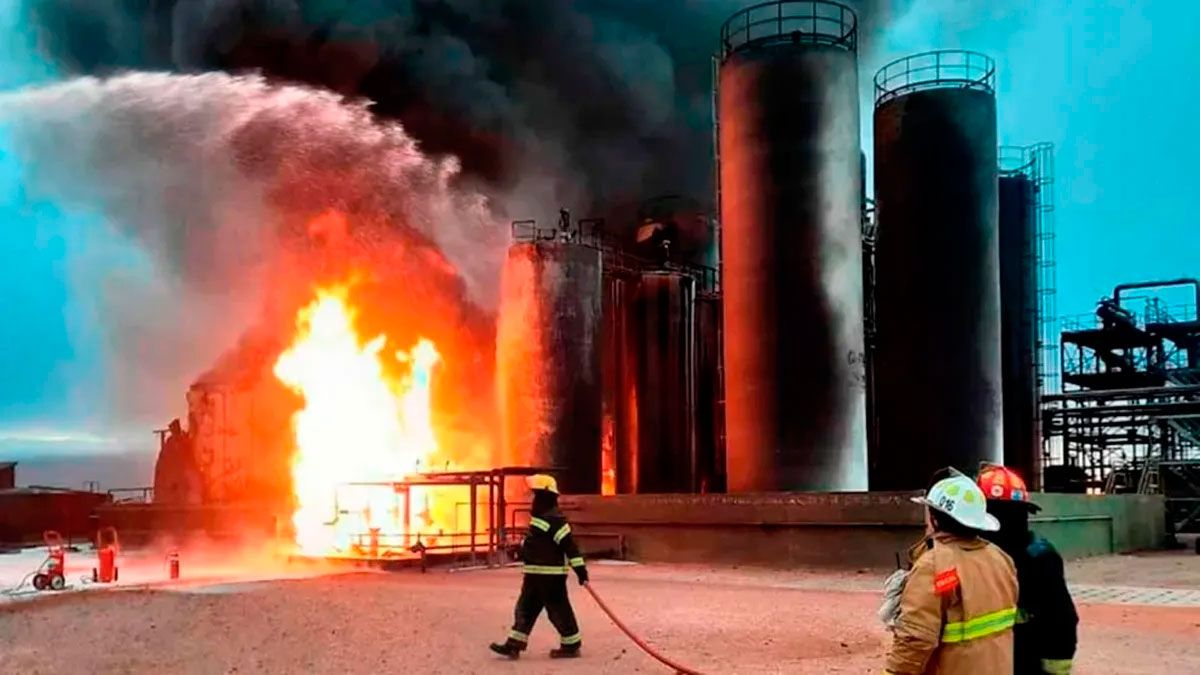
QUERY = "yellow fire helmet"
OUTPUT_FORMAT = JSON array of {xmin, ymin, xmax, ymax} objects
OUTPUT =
[{"xmin": 526, "ymin": 474, "xmax": 559, "ymax": 495}]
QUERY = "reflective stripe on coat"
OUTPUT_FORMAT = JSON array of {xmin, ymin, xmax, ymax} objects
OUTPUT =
[{"xmin": 885, "ymin": 532, "xmax": 1018, "ymax": 675}]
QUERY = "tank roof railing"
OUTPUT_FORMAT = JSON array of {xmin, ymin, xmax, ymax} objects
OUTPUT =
[
  {"xmin": 874, "ymin": 50, "xmax": 995, "ymax": 105},
  {"xmin": 720, "ymin": 1, "xmax": 857, "ymax": 58},
  {"xmin": 510, "ymin": 218, "xmax": 720, "ymax": 293},
  {"xmin": 998, "ymin": 145, "xmax": 1037, "ymax": 177}
]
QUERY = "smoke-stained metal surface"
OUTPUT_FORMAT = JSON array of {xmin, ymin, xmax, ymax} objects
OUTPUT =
[
  {"xmin": 717, "ymin": 1, "xmax": 866, "ymax": 492},
  {"xmin": 999, "ymin": 172, "xmax": 1040, "ymax": 485},
  {"xmin": 696, "ymin": 292, "xmax": 726, "ymax": 493},
  {"xmin": 631, "ymin": 272, "xmax": 699, "ymax": 493},
  {"xmin": 497, "ymin": 242, "xmax": 603, "ymax": 494},
  {"xmin": 870, "ymin": 51, "xmax": 1001, "ymax": 490},
  {"xmin": 601, "ymin": 271, "xmax": 638, "ymax": 494}
]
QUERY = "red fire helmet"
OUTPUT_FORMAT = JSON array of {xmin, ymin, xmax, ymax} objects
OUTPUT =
[{"xmin": 977, "ymin": 464, "xmax": 1041, "ymax": 512}]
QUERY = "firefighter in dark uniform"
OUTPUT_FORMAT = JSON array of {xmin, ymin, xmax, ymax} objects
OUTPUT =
[
  {"xmin": 490, "ymin": 474, "xmax": 588, "ymax": 659},
  {"xmin": 977, "ymin": 465, "xmax": 1079, "ymax": 674}
]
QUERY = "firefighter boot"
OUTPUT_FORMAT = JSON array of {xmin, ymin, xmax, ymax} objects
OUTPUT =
[
  {"xmin": 489, "ymin": 638, "xmax": 526, "ymax": 659},
  {"xmin": 549, "ymin": 644, "xmax": 582, "ymax": 659}
]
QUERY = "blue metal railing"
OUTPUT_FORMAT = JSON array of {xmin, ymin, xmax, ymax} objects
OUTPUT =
[
  {"xmin": 720, "ymin": 1, "xmax": 857, "ymax": 56},
  {"xmin": 874, "ymin": 50, "xmax": 996, "ymax": 104}
]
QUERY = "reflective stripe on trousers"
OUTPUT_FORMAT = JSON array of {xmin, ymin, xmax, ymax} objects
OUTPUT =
[
  {"xmin": 940, "ymin": 607, "xmax": 1017, "ymax": 643},
  {"xmin": 1041, "ymin": 659, "xmax": 1073, "ymax": 674},
  {"xmin": 523, "ymin": 565, "xmax": 568, "ymax": 575}
]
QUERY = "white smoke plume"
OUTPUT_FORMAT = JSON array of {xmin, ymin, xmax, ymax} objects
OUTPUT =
[{"xmin": 0, "ymin": 71, "xmax": 505, "ymax": 427}]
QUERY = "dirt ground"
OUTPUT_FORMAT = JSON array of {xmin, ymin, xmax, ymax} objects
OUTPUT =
[
  {"xmin": 0, "ymin": 556, "xmax": 1198, "ymax": 674},
  {"xmin": 1067, "ymin": 541, "xmax": 1200, "ymax": 589}
]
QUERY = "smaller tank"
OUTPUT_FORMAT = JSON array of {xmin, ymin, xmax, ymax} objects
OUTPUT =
[
  {"xmin": 695, "ymin": 292, "xmax": 725, "ymax": 493},
  {"xmin": 601, "ymin": 270, "xmax": 638, "ymax": 495},
  {"xmin": 997, "ymin": 154, "xmax": 1040, "ymax": 486},
  {"xmin": 631, "ymin": 272, "xmax": 698, "ymax": 493},
  {"xmin": 496, "ymin": 240, "xmax": 603, "ymax": 494}
]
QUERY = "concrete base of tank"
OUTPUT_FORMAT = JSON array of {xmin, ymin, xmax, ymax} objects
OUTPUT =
[{"xmin": 565, "ymin": 492, "xmax": 1167, "ymax": 569}]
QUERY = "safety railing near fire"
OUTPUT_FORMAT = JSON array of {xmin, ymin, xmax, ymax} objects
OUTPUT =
[
  {"xmin": 874, "ymin": 49, "xmax": 996, "ymax": 104},
  {"xmin": 324, "ymin": 466, "xmax": 556, "ymax": 568},
  {"xmin": 719, "ymin": 1, "xmax": 857, "ymax": 56},
  {"xmin": 107, "ymin": 487, "xmax": 154, "ymax": 504},
  {"xmin": 510, "ymin": 217, "xmax": 720, "ymax": 294}
]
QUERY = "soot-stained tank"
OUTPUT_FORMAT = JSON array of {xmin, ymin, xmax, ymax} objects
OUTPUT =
[
  {"xmin": 998, "ymin": 160, "xmax": 1040, "ymax": 485},
  {"xmin": 717, "ymin": 1, "xmax": 866, "ymax": 491},
  {"xmin": 631, "ymin": 272, "xmax": 699, "ymax": 493},
  {"xmin": 497, "ymin": 240, "xmax": 602, "ymax": 494},
  {"xmin": 696, "ymin": 291, "xmax": 725, "ymax": 493},
  {"xmin": 870, "ymin": 50, "xmax": 1002, "ymax": 490},
  {"xmin": 601, "ymin": 270, "xmax": 637, "ymax": 494}
]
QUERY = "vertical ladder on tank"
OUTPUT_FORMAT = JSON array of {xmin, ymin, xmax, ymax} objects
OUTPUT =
[{"xmin": 1031, "ymin": 143, "xmax": 1058, "ymax": 481}]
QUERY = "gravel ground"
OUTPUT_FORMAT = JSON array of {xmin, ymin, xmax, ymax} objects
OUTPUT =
[
  {"xmin": 1, "ymin": 558, "xmax": 1198, "ymax": 674},
  {"xmin": 1067, "ymin": 542, "xmax": 1200, "ymax": 589}
]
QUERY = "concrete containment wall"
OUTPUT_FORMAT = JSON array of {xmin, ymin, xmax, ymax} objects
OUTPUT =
[
  {"xmin": 566, "ymin": 492, "xmax": 1166, "ymax": 569},
  {"xmin": 1030, "ymin": 493, "xmax": 1166, "ymax": 559}
]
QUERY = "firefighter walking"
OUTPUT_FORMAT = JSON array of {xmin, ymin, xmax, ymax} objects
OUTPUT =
[
  {"xmin": 884, "ymin": 468, "xmax": 1019, "ymax": 675},
  {"xmin": 977, "ymin": 465, "xmax": 1078, "ymax": 674},
  {"xmin": 490, "ymin": 474, "xmax": 588, "ymax": 660}
]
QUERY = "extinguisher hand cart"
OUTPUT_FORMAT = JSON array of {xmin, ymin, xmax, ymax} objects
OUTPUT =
[{"xmin": 32, "ymin": 530, "xmax": 67, "ymax": 591}]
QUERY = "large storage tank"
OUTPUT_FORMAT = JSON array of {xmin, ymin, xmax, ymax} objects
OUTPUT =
[
  {"xmin": 497, "ymin": 240, "xmax": 603, "ymax": 493},
  {"xmin": 601, "ymin": 270, "xmax": 637, "ymax": 494},
  {"xmin": 717, "ymin": 1, "xmax": 866, "ymax": 492},
  {"xmin": 631, "ymin": 272, "xmax": 699, "ymax": 493},
  {"xmin": 998, "ymin": 154, "xmax": 1041, "ymax": 486},
  {"xmin": 696, "ymin": 291, "xmax": 726, "ymax": 493},
  {"xmin": 870, "ymin": 51, "xmax": 1002, "ymax": 490}
]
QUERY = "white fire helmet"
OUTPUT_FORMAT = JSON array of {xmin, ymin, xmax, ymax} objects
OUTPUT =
[{"xmin": 911, "ymin": 470, "xmax": 1000, "ymax": 532}]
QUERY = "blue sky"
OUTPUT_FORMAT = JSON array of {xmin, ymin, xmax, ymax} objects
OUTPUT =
[
  {"xmin": 0, "ymin": 3, "xmax": 123, "ymax": 466},
  {"xmin": 866, "ymin": 0, "xmax": 1200, "ymax": 320},
  {"xmin": 0, "ymin": 1, "xmax": 1197, "ymax": 476}
]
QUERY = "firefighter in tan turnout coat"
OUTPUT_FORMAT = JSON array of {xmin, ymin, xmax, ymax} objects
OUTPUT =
[{"xmin": 885, "ymin": 469, "xmax": 1019, "ymax": 675}]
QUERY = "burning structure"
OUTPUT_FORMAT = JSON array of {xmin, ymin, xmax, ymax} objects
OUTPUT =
[
  {"xmin": 120, "ymin": 1, "xmax": 1184, "ymax": 568},
  {"xmin": 138, "ymin": 1, "xmax": 1039, "ymax": 558}
]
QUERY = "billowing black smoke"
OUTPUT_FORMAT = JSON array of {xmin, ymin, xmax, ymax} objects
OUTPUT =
[
  {"xmin": 24, "ymin": 0, "xmax": 732, "ymax": 217},
  {"xmin": 23, "ymin": 1, "xmax": 912, "ymax": 221}
]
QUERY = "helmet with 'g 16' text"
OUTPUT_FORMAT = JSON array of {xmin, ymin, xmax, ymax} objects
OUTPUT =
[{"xmin": 911, "ymin": 469, "xmax": 1000, "ymax": 532}]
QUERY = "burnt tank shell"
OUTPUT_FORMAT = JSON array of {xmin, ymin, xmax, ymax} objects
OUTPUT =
[
  {"xmin": 601, "ymin": 271, "xmax": 638, "ymax": 494},
  {"xmin": 631, "ymin": 272, "xmax": 699, "ymax": 493},
  {"xmin": 870, "ymin": 51, "xmax": 1002, "ymax": 490},
  {"xmin": 695, "ymin": 292, "xmax": 726, "ymax": 493},
  {"xmin": 497, "ymin": 242, "xmax": 602, "ymax": 493},
  {"xmin": 998, "ymin": 172, "xmax": 1040, "ymax": 485},
  {"xmin": 717, "ymin": 1, "xmax": 866, "ymax": 491}
]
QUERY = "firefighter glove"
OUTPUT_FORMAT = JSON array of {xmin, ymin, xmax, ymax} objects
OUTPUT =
[{"xmin": 575, "ymin": 566, "xmax": 589, "ymax": 586}]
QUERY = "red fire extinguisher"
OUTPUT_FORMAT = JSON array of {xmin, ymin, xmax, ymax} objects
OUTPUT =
[
  {"xmin": 168, "ymin": 551, "xmax": 180, "ymax": 580},
  {"xmin": 93, "ymin": 526, "xmax": 119, "ymax": 583}
]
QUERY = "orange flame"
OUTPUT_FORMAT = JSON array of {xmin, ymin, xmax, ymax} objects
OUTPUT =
[{"xmin": 273, "ymin": 284, "xmax": 443, "ymax": 555}]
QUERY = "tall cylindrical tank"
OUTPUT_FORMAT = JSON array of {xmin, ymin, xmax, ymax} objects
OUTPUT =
[
  {"xmin": 601, "ymin": 270, "xmax": 638, "ymax": 494},
  {"xmin": 631, "ymin": 272, "xmax": 698, "ymax": 493},
  {"xmin": 870, "ymin": 50, "xmax": 1002, "ymax": 490},
  {"xmin": 497, "ymin": 241, "xmax": 603, "ymax": 493},
  {"xmin": 696, "ymin": 291, "xmax": 726, "ymax": 493},
  {"xmin": 717, "ymin": 1, "xmax": 866, "ymax": 491},
  {"xmin": 998, "ymin": 161, "xmax": 1040, "ymax": 486}
]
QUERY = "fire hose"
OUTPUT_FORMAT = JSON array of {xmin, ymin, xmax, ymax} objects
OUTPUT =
[{"xmin": 583, "ymin": 582, "xmax": 706, "ymax": 675}]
